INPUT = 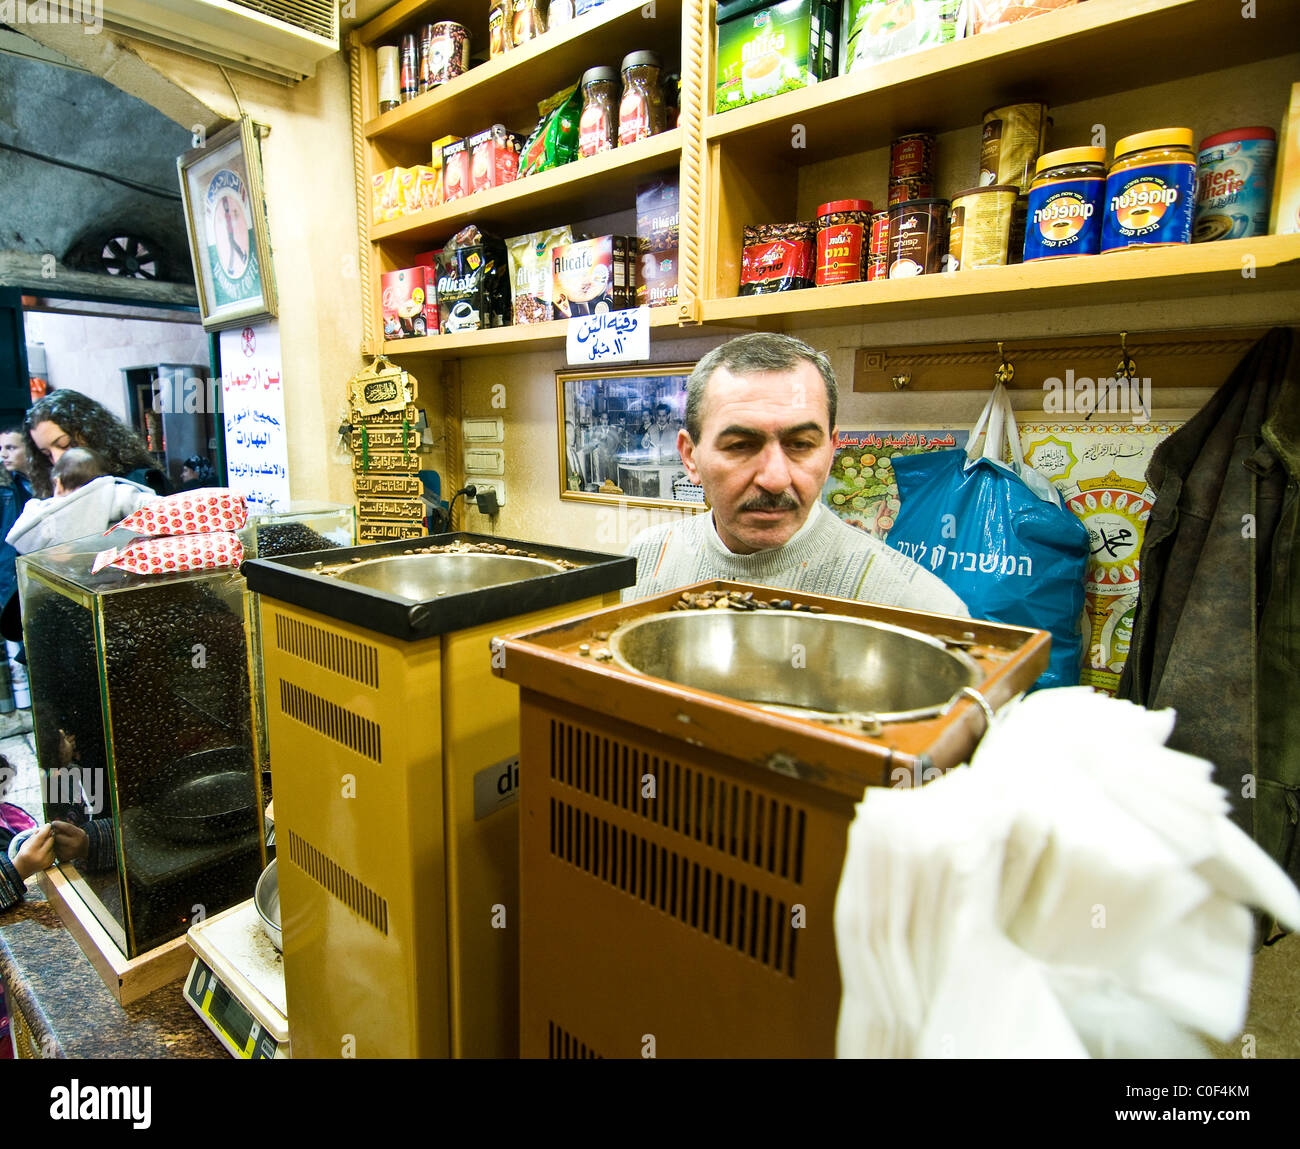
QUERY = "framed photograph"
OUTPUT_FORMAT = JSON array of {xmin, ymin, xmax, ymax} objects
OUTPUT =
[
  {"xmin": 177, "ymin": 116, "xmax": 278, "ymax": 331},
  {"xmin": 556, "ymin": 363, "xmax": 708, "ymax": 510}
]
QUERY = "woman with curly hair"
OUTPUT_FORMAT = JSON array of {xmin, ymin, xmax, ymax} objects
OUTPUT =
[{"xmin": 24, "ymin": 391, "xmax": 170, "ymax": 499}]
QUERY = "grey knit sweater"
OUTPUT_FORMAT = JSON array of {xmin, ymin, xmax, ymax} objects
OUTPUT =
[{"xmin": 626, "ymin": 503, "xmax": 969, "ymax": 616}]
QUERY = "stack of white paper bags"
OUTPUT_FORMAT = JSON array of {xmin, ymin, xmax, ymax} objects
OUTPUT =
[{"xmin": 834, "ymin": 687, "xmax": 1300, "ymax": 1058}]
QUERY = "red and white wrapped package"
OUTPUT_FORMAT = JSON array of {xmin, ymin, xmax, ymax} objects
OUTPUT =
[
  {"xmin": 92, "ymin": 532, "xmax": 244, "ymax": 576},
  {"xmin": 112, "ymin": 488, "xmax": 248, "ymax": 537}
]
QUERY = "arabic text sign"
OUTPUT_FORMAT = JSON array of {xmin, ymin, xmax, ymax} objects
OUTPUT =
[
  {"xmin": 566, "ymin": 307, "xmax": 650, "ymax": 365},
  {"xmin": 220, "ymin": 322, "xmax": 290, "ymax": 511}
]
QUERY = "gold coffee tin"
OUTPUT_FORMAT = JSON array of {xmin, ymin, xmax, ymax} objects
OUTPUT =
[{"xmin": 980, "ymin": 102, "xmax": 1049, "ymax": 194}]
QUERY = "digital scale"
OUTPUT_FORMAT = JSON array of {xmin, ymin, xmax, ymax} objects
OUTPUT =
[{"xmin": 184, "ymin": 898, "xmax": 289, "ymax": 1059}]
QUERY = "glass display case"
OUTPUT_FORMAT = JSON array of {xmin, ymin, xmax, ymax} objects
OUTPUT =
[
  {"xmin": 17, "ymin": 530, "xmax": 267, "ymax": 959},
  {"xmin": 250, "ymin": 502, "xmax": 355, "ymax": 557}
]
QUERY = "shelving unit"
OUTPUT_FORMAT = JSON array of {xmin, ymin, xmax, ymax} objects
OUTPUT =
[
  {"xmin": 701, "ymin": 0, "xmax": 1300, "ymax": 307},
  {"xmin": 371, "ymin": 130, "xmax": 684, "ymax": 246},
  {"xmin": 703, "ymin": 234, "xmax": 1300, "ymax": 327},
  {"xmin": 349, "ymin": 0, "xmax": 1300, "ymax": 363},
  {"xmin": 351, "ymin": 0, "xmax": 701, "ymax": 357}
]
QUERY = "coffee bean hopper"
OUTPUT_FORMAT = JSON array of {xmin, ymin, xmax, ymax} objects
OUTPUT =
[
  {"xmin": 242, "ymin": 533, "xmax": 634, "ymax": 1058},
  {"xmin": 492, "ymin": 581, "xmax": 1050, "ymax": 1058}
]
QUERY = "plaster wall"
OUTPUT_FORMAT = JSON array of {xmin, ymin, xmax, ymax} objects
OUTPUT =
[{"xmin": 23, "ymin": 309, "xmax": 207, "ymax": 423}]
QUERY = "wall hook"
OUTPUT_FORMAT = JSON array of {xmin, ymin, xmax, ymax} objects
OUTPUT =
[
  {"xmin": 994, "ymin": 341, "xmax": 1014, "ymax": 386},
  {"xmin": 1115, "ymin": 330, "xmax": 1137, "ymax": 381},
  {"xmin": 891, "ymin": 373, "xmax": 911, "ymax": 391}
]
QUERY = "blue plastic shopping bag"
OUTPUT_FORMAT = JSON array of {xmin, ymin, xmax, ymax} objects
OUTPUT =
[{"xmin": 886, "ymin": 385, "xmax": 1089, "ymax": 690}]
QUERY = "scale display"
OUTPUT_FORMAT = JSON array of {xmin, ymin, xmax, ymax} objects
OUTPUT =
[{"xmin": 186, "ymin": 959, "xmax": 284, "ymax": 1060}]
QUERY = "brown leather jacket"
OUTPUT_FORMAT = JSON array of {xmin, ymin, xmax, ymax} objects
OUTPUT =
[{"xmin": 1118, "ymin": 327, "xmax": 1300, "ymax": 885}]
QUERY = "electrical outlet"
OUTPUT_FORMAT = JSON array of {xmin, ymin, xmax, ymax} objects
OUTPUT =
[{"xmin": 471, "ymin": 478, "xmax": 506, "ymax": 507}]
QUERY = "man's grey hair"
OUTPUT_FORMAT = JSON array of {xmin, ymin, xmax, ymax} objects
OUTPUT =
[{"xmin": 683, "ymin": 332, "xmax": 837, "ymax": 442}]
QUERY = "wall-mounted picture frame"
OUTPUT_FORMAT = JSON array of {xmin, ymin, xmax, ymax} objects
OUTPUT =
[
  {"xmin": 177, "ymin": 115, "xmax": 278, "ymax": 331},
  {"xmin": 556, "ymin": 363, "xmax": 708, "ymax": 510}
]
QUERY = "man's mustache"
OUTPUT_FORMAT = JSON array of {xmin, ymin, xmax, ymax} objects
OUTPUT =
[{"xmin": 739, "ymin": 491, "xmax": 799, "ymax": 512}]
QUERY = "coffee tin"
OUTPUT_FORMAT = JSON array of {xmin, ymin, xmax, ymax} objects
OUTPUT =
[
  {"xmin": 889, "ymin": 177, "xmax": 935, "ymax": 206},
  {"xmin": 1193, "ymin": 126, "xmax": 1276, "ymax": 242},
  {"xmin": 888, "ymin": 198, "xmax": 949, "ymax": 278},
  {"xmin": 890, "ymin": 132, "xmax": 936, "ymax": 182},
  {"xmin": 815, "ymin": 199, "xmax": 871, "ymax": 286},
  {"xmin": 980, "ymin": 102, "xmax": 1048, "ymax": 193},
  {"xmin": 946, "ymin": 184, "xmax": 1018, "ymax": 271}
]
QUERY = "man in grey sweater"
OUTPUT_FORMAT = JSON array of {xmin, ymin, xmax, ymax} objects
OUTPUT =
[{"xmin": 627, "ymin": 332, "xmax": 968, "ymax": 616}]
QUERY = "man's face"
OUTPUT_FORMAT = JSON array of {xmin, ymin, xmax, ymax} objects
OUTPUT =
[
  {"xmin": 0, "ymin": 433, "xmax": 29, "ymax": 475},
  {"xmin": 679, "ymin": 361, "xmax": 835, "ymax": 555}
]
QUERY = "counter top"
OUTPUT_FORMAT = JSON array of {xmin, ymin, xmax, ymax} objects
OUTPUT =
[{"xmin": 0, "ymin": 889, "xmax": 223, "ymax": 1059}]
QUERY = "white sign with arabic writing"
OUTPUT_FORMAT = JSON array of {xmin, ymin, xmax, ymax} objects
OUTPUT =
[
  {"xmin": 219, "ymin": 322, "xmax": 290, "ymax": 512},
  {"xmin": 566, "ymin": 307, "xmax": 650, "ymax": 365}
]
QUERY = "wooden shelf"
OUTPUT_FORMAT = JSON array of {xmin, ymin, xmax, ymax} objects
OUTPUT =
[
  {"xmin": 363, "ymin": 0, "xmax": 686, "ymax": 145},
  {"xmin": 380, "ymin": 306, "xmax": 690, "ymax": 357},
  {"xmin": 372, "ymin": 129, "xmax": 683, "ymax": 246},
  {"xmin": 701, "ymin": 235, "xmax": 1300, "ymax": 327},
  {"xmin": 703, "ymin": 0, "xmax": 1297, "ymax": 164}
]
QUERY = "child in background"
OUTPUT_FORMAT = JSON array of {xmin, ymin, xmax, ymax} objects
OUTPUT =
[{"xmin": 5, "ymin": 448, "xmax": 156, "ymax": 556}]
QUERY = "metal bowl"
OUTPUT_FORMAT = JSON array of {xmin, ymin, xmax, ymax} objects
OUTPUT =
[
  {"xmin": 331, "ymin": 552, "xmax": 562, "ymax": 600},
  {"xmin": 254, "ymin": 858, "xmax": 281, "ymax": 951},
  {"xmin": 608, "ymin": 610, "xmax": 983, "ymax": 723}
]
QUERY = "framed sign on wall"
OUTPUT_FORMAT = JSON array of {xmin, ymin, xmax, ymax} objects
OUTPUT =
[
  {"xmin": 177, "ymin": 116, "xmax": 278, "ymax": 331},
  {"xmin": 556, "ymin": 362, "xmax": 708, "ymax": 511}
]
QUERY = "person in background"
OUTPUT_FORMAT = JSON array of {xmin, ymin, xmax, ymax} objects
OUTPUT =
[
  {"xmin": 23, "ymin": 390, "xmax": 169, "ymax": 499},
  {"xmin": 626, "ymin": 332, "xmax": 968, "ymax": 615},
  {"xmin": 0, "ymin": 428, "xmax": 33, "ymax": 504},
  {"xmin": 6, "ymin": 448, "xmax": 153, "ymax": 557},
  {"xmin": 641, "ymin": 404, "xmax": 680, "ymax": 461},
  {"xmin": 0, "ymin": 432, "xmax": 32, "ymax": 736},
  {"xmin": 177, "ymin": 454, "xmax": 216, "ymax": 491},
  {"xmin": 0, "ymin": 823, "xmax": 53, "ymax": 910}
]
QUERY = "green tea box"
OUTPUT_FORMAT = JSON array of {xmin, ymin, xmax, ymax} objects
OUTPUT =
[{"xmin": 716, "ymin": 0, "xmax": 822, "ymax": 115}]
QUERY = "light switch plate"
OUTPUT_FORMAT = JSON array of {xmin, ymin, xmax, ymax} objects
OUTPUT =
[
  {"xmin": 462, "ymin": 417, "xmax": 505, "ymax": 443},
  {"xmin": 464, "ymin": 448, "xmax": 505, "ymax": 475}
]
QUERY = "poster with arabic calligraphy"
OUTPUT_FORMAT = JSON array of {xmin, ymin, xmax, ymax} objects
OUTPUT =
[
  {"xmin": 1019, "ymin": 421, "xmax": 1182, "ymax": 694},
  {"xmin": 219, "ymin": 322, "xmax": 290, "ymax": 511},
  {"xmin": 824, "ymin": 429, "xmax": 969, "ymax": 538}
]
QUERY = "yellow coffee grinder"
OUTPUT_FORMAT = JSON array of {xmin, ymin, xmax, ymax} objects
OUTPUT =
[{"xmin": 243, "ymin": 362, "xmax": 634, "ymax": 1058}]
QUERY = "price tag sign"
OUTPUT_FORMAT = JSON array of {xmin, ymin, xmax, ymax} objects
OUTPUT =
[{"xmin": 566, "ymin": 306, "xmax": 651, "ymax": 365}]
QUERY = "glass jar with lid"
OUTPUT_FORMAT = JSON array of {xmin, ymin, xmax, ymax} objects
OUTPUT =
[
  {"xmin": 618, "ymin": 50, "xmax": 667, "ymax": 147},
  {"xmin": 1101, "ymin": 128, "xmax": 1196, "ymax": 252},
  {"xmin": 510, "ymin": 0, "xmax": 545, "ymax": 48},
  {"xmin": 1023, "ymin": 146, "xmax": 1106, "ymax": 261},
  {"xmin": 579, "ymin": 66, "xmax": 619, "ymax": 158}
]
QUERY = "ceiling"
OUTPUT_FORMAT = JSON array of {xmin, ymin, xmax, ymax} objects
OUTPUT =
[{"xmin": 0, "ymin": 28, "xmax": 195, "ymax": 283}]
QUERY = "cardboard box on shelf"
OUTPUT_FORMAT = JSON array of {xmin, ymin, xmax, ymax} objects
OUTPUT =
[
  {"xmin": 716, "ymin": 0, "xmax": 823, "ymax": 114},
  {"xmin": 372, "ymin": 167, "xmax": 413, "ymax": 223},
  {"xmin": 552, "ymin": 235, "xmax": 634, "ymax": 318},
  {"xmin": 442, "ymin": 137, "xmax": 473, "ymax": 202},
  {"xmin": 1270, "ymin": 81, "xmax": 1300, "ymax": 236},
  {"xmin": 468, "ymin": 125, "xmax": 525, "ymax": 194},
  {"xmin": 636, "ymin": 179, "xmax": 680, "ymax": 254},
  {"xmin": 380, "ymin": 266, "xmax": 437, "ymax": 339},
  {"xmin": 635, "ymin": 248, "xmax": 678, "ymax": 308}
]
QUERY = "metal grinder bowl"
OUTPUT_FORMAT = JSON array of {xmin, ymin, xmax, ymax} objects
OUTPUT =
[
  {"xmin": 330, "ymin": 552, "xmax": 563, "ymax": 600},
  {"xmin": 608, "ymin": 609, "xmax": 984, "ymax": 724},
  {"xmin": 254, "ymin": 858, "xmax": 281, "ymax": 951}
]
